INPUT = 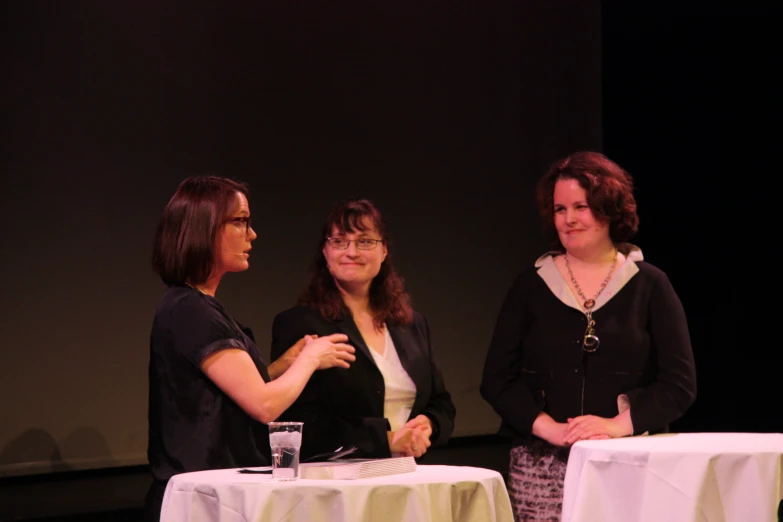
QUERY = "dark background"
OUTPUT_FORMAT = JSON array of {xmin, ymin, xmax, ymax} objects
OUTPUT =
[
  {"xmin": 1, "ymin": 0, "xmax": 603, "ymax": 479},
  {"xmin": 602, "ymin": 4, "xmax": 774, "ymax": 434},
  {"xmin": 1, "ymin": 1, "xmax": 777, "ymax": 520}
]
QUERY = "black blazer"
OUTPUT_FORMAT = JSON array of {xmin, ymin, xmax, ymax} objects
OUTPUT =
[{"xmin": 271, "ymin": 305, "xmax": 456, "ymax": 459}]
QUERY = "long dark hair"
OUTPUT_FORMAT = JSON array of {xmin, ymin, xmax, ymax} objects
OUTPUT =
[{"xmin": 298, "ymin": 199, "xmax": 413, "ymax": 328}]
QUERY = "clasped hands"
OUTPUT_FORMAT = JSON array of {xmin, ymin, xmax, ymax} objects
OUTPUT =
[
  {"xmin": 533, "ymin": 410, "xmax": 634, "ymax": 447},
  {"xmin": 388, "ymin": 414, "xmax": 433, "ymax": 458}
]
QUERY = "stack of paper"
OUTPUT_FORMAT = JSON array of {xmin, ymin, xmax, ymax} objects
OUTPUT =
[{"xmin": 299, "ymin": 456, "xmax": 416, "ymax": 480}]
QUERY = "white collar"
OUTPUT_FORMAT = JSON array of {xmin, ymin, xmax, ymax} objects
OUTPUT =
[{"xmin": 534, "ymin": 244, "xmax": 643, "ymax": 313}]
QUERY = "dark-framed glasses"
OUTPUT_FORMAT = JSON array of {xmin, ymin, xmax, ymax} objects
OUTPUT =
[
  {"xmin": 326, "ymin": 237, "xmax": 383, "ymax": 250},
  {"xmin": 226, "ymin": 216, "xmax": 252, "ymax": 233}
]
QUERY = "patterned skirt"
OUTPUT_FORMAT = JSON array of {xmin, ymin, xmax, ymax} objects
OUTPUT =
[{"xmin": 507, "ymin": 441, "xmax": 571, "ymax": 522}]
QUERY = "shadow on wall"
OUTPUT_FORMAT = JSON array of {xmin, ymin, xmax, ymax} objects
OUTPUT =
[{"xmin": 0, "ymin": 426, "xmax": 116, "ymax": 476}]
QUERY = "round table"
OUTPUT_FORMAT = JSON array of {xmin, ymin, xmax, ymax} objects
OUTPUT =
[
  {"xmin": 562, "ymin": 432, "xmax": 783, "ymax": 522},
  {"xmin": 161, "ymin": 464, "xmax": 514, "ymax": 522}
]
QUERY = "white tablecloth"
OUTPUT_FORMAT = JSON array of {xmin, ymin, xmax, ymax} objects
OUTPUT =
[
  {"xmin": 562, "ymin": 432, "xmax": 783, "ymax": 522},
  {"xmin": 160, "ymin": 464, "xmax": 514, "ymax": 522}
]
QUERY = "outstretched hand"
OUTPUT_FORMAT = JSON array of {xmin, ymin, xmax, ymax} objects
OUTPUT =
[{"xmin": 300, "ymin": 333, "xmax": 356, "ymax": 370}]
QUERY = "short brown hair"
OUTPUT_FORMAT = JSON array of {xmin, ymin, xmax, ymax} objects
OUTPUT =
[
  {"xmin": 298, "ymin": 199, "xmax": 413, "ymax": 328},
  {"xmin": 536, "ymin": 151, "xmax": 639, "ymax": 249},
  {"xmin": 152, "ymin": 176, "xmax": 249, "ymax": 286}
]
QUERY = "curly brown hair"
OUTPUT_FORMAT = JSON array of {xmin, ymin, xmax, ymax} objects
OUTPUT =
[
  {"xmin": 298, "ymin": 199, "xmax": 413, "ymax": 328},
  {"xmin": 536, "ymin": 151, "xmax": 639, "ymax": 249}
]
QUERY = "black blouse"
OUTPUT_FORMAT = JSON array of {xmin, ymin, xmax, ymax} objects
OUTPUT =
[
  {"xmin": 481, "ymin": 257, "xmax": 697, "ymax": 443},
  {"xmin": 147, "ymin": 285, "xmax": 271, "ymax": 482}
]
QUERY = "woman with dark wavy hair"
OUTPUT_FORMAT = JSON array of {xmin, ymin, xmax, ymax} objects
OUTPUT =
[
  {"xmin": 481, "ymin": 152, "xmax": 696, "ymax": 521},
  {"xmin": 271, "ymin": 198, "xmax": 456, "ymax": 460}
]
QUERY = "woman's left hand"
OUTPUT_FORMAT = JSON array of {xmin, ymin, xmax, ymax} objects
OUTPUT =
[
  {"xmin": 402, "ymin": 415, "xmax": 433, "ymax": 456},
  {"xmin": 267, "ymin": 335, "xmax": 314, "ymax": 380},
  {"xmin": 280, "ymin": 335, "xmax": 310, "ymax": 363},
  {"xmin": 405, "ymin": 415, "xmax": 433, "ymax": 441}
]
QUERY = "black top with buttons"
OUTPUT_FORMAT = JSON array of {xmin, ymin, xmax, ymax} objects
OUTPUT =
[{"xmin": 480, "ymin": 261, "xmax": 696, "ymax": 444}]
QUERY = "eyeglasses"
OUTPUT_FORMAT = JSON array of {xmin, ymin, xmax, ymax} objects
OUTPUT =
[
  {"xmin": 226, "ymin": 216, "xmax": 252, "ymax": 233},
  {"xmin": 326, "ymin": 237, "xmax": 383, "ymax": 250}
]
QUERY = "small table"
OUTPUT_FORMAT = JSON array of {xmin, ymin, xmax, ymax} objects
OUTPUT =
[
  {"xmin": 562, "ymin": 432, "xmax": 783, "ymax": 522},
  {"xmin": 160, "ymin": 464, "xmax": 514, "ymax": 522}
]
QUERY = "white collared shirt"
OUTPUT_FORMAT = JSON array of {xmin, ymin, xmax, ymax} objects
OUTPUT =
[{"xmin": 367, "ymin": 328, "xmax": 417, "ymax": 432}]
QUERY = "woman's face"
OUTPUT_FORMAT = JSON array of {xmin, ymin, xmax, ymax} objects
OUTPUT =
[
  {"xmin": 216, "ymin": 191, "xmax": 257, "ymax": 275},
  {"xmin": 553, "ymin": 178, "xmax": 611, "ymax": 254},
  {"xmin": 322, "ymin": 219, "xmax": 387, "ymax": 291}
]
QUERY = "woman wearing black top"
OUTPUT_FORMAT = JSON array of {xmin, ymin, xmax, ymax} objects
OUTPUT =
[
  {"xmin": 144, "ymin": 176, "xmax": 355, "ymax": 521},
  {"xmin": 270, "ymin": 199, "xmax": 455, "ymax": 461},
  {"xmin": 481, "ymin": 152, "xmax": 696, "ymax": 521}
]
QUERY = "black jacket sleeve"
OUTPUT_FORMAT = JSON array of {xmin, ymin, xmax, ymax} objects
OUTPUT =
[
  {"xmin": 415, "ymin": 313, "xmax": 456, "ymax": 446},
  {"xmin": 480, "ymin": 271, "xmax": 544, "ymax": 435},
  {"xmin": 625, "ymin": 270, "xmax": 697, "ymax": 434}
]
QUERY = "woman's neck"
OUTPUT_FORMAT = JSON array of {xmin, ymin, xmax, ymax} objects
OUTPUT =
[
  {"xmin": 336, "ymin": 281, "xmax": 372, "ymax": 317},
  {"xmin": 565, "ymin": 242, "xmax": 617, "ymax": 266},
  {"xmin": 189, "ymin": 272, "xmax": 222, "ymax": 297}
]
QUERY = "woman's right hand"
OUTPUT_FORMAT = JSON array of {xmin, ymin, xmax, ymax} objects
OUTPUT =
[
  {"xmin": 531, "ymin": 412, "xmax": 571, "ymax": 447},
  {"xmin": 388, "ymin": 427, "xmax": 429, "ymax": 458},
  {"xmin": 300, "ymin": 333, "xmax": 356, "ymax": 370}
]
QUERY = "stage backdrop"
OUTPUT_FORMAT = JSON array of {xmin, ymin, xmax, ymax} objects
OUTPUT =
[{"xmin": 0, "ymin": 1, "xmax": 602, "ymax": 476}]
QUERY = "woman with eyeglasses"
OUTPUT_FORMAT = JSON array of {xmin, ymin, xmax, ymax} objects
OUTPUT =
[
  {"xmin": 480, "ymin": 152, "xmax": 696, "ymax": 521},
  {"xmin": 144, "ymin": 177, "xmax": 356, "ymax": 521},
  {"xmin": 270, "ymin": 198, "xmax": 456, "ymax": 460}
]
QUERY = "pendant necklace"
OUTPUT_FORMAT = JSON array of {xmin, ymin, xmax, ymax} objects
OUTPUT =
[{"xmin": 564, "ymin": 249, "xmax": 617, "ymax": 353}]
